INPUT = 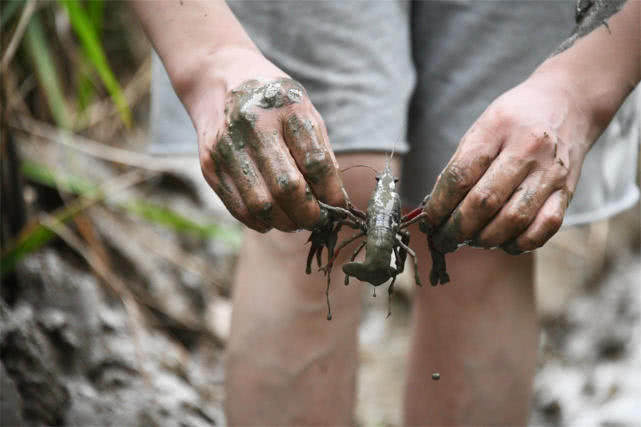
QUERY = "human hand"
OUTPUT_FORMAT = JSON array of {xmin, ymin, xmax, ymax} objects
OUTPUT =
[
  {"xmin": 193, "ymin": 51, "xmax": 346, "ymax": 233},
  {"xmin": 423, "ymin": 72, "xmax": 593, "ymax": 255}
]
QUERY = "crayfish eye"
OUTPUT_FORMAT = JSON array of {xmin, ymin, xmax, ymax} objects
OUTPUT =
[
  {"xmin": 375, "ymin": 175, "xmax": 381, "ymax": 181},
  {"xmin": 394, "ymin": 177, "xmax": 399, "ymax": 183}
]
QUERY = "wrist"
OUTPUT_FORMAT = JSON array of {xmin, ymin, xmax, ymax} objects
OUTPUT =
[
  {"xmin": 530, "ymin": 60, "xmax": 621, "ymax": 145},
  {"xmin": 170, "ymin": 46, "xmax": 289, "ymax": 134}
]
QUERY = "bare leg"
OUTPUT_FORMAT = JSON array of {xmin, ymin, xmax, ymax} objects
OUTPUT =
[
  {"xmin": 403, "ymin": 227, "xmax": 537, "ymax": 426},
  {"xmin": 225, "ymin": 153, "xmax": 400, "ymax": 426}
]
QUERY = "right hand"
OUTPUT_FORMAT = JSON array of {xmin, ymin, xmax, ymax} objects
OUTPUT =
[{"xmin": 193, "ymin": 51, "xmax": 347, "ymax": 232}]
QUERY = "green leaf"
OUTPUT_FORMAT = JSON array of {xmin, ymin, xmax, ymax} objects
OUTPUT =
[
  {"xmin": 1, "ymin": 226, "xmax": 57, "ymax": 275},
  {"xmin": 58, "ymin": 0, "xmax": 131, "ymax": 127},
  {"xmin": 0, "ymin": 0, "xmax": 24, "ymax": 30},
  {"xmin": 1, "ymin": 162, "xmax": 241, "ymax": 275},
  {"xmin": 125, "ymin": 200, "xmax": 242, "ymax": 245},
  {"xmin": 73, "ymin": 0, "xmax": 104, "ymax": 116},
  {"xmin": 86, "ymin": 0, "xmax": 104, "ymax": 37},
  {"xmin": 21, "ymin": 160, "xmax": 98, "ymax": 195},
  {"xmin": 24, "ymin": 14, "xmax": 73, "ymax": 129}
]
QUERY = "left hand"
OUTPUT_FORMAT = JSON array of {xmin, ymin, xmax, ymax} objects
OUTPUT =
[{"xmin": 423, "ymin": 71, "xmax": 593, "ymax": 254}]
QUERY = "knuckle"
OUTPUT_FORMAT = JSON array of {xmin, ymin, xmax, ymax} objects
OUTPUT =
[
  {"xmin": 247, "ymin": 196, "xmax": 274, "ymax": 221},
  {"xmin": 285, "ymin": 113, "xmax": 307, "ymax": 139},
  {"xmin": 303, "ymin": 151, "xmax": 333, "ymax": 181},
  {"xmin": 504, "ymin": 208, "xmax": 532, "ymax": 231},
  {"xmin": 485, "ymin": 106, "xmax": 514, "ymax": 133},
  {"xmin": 273, "ymin": 173, "xmax": 305, "ymax": 200},
  {"xmin": 441, "ymin": 164, "xmax": 475, "ymax": 192},
  {"xmin": 523, "ymin": 130, "xmax": 554, "ymax": 155},
  {"xmin": 469, "ymin": 189, "xmax": 502, "ymax": 213},
  {"xmin": 214, "ymin": 134, "xmax": 235, "ymax": 161},
  {"xmin": 542, "ymin": 211, "xmax": 564, "ymax": 233}
]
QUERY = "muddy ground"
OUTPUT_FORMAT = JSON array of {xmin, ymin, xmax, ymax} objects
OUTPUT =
[{"xmin": 1, "ymin": 143, "xmax": 639, "ymax": 426}]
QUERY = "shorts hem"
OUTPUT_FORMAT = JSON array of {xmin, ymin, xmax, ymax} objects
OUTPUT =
[
  {"xmin": 562, "ymin": 186, "xmax": 640, "ymax": 228},
  {"xmin": 332, "ymin": 140, "xmax": 410, "ymax": 155}
]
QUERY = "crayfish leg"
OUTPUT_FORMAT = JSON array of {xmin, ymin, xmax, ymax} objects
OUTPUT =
[
  {"xmin": 325, "ymin": 271, "xmax": 332, "ymax": 321},
  {"xmin": 306, "ymin": 243, "xmax": 319, "ymax": 275},
  {"xmin": 386, "ymin": 276, "xmax": 396, "ymax": 319}
]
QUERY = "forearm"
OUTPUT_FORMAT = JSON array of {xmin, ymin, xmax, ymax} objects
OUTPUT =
[
  {"xmin": 534, "ymin": 0, "xmax": 640, "ymax": 143},
  {"xmin": 130, "ymin": 0, "xmax": 259, "ymax": 114}
]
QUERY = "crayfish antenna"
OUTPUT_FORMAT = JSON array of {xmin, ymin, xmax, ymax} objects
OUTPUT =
[{"xmin": 384, "ymin": 139, "xmax": 398, "ymax": 173}]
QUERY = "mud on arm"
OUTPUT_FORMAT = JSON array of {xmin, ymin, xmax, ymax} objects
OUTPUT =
[
  {"xmin": 423, "ymin": 0, "xmax": 640, "ymax": 256},
  {"xmin": 130, "ymin": 0, "xmax": 347, "ymax": 232}
]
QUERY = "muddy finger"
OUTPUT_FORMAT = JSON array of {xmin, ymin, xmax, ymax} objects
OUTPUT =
[
  {"xmin": 475, "ymin": 158, "xmax": 569, "ymax": 248},
  {"xmin": 200, "ymin": 151, "xmax": 269, "ymax": 232},
  {"xmin": 250, "ymin": 129, "xmax": 321, "ymax": 230},
  {"xmin": 283, "ymin": 111, "xmax": 346, "ymax": 208},
  {"xmin": 423, "ymin": 123, "xmax": 502, "ymax": 229},
  {"xmin": 213, "ymin": 134, "xmax": 296, "ymax": 231},
  {"xmin": 432, "ymin": 152, "xmax": 533, "ymax": 252},
  {"xmin": 502, "ymin": 188, "xmax": 569, "ymax": 254}
]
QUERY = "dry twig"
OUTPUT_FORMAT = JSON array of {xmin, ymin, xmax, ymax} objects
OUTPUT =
[
  {"xmin": 82, "ymin": 55, "xmax": 151, "ymax": 130},
  {"xmin": 93, "ymin": 207, "xmax": 227, "ymax": 294},
  {"xmin": 9, "ymin": 115, "xmax": 177, "ymax": 171},
  {"xmin": 0, "ymin": 0, "xmax": 38, "ymax": 75}
]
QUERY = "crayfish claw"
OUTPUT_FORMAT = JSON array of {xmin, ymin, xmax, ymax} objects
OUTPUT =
[{"xmin": 419, "ymin": 217, "xmax": 451, "ymax": 286}]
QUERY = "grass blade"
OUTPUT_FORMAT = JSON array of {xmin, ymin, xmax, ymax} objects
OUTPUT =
[
  {"xmin": 24, "ymin": 13, "xmax": 73, "ymax": 129},
  {"xmin": 125, "ymin": 200, "xmax": 241, "ymax": 244},
  {"xmin": 86, "ymin": 0, "xmax": 104, "ymax": 36},
  {"xmin": 58, "ymin": 0, "xmax": 131, "ymax": 127},
  {"xmin": 1, "ymin": 162, "xmax": 241, "ymax": 275},
  {"xmin": 74, "ymin": 0, "xmax": 104, "ymax": 115},
  {"xmin": 1, "ymin": 168, "xmax": 148, "ymax": 275},
  {"xmin": 0, "ymin": 0, "xmax": 24, "ymax": 30}
]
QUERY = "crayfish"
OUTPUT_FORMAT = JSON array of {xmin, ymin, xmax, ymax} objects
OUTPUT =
[{"xmin": 305, "ymin": 154, "xmax": 450, "ymax": 320}]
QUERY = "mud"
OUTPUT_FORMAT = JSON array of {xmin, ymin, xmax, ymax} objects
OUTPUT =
[
  {"xmin": 211, "ymin": 77, "xmax": 340, "ymax": 231},
  {"xmin": 303, "ymin": 151, "xmax": 331, "ymax": 184},
  {"xmin": 554, "ymin": 0, "xmax": 627, "ymax": 54},
  {"xmin": 1, "ymin": 249, "xmax": 226, "ymax": 426},
  {"xmin": 432, "ymin": 209, "xmax": 463, "ymax": 254}
]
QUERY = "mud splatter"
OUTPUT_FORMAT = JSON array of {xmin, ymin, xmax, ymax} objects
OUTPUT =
[
  {"xmin": 303, "ymin": 151, "xmax": 331, "ymax": 184},
  {"xmin": 554, "ymin": 0, "xmax": 627, "ymax": 54}
]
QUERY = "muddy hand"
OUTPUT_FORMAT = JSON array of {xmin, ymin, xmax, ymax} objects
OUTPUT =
[
  {"xmin": 199, "ymin": 77, "xmax": 347, "ymax": 232},
  {"xmin": 423, "ymin": 75, "xmax": 591, "ymax": 255}
]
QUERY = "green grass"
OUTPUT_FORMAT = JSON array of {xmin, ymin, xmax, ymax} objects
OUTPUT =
[{"xmin": 0, "ymin": 162, "xmax": 242, "ymax": 275}]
